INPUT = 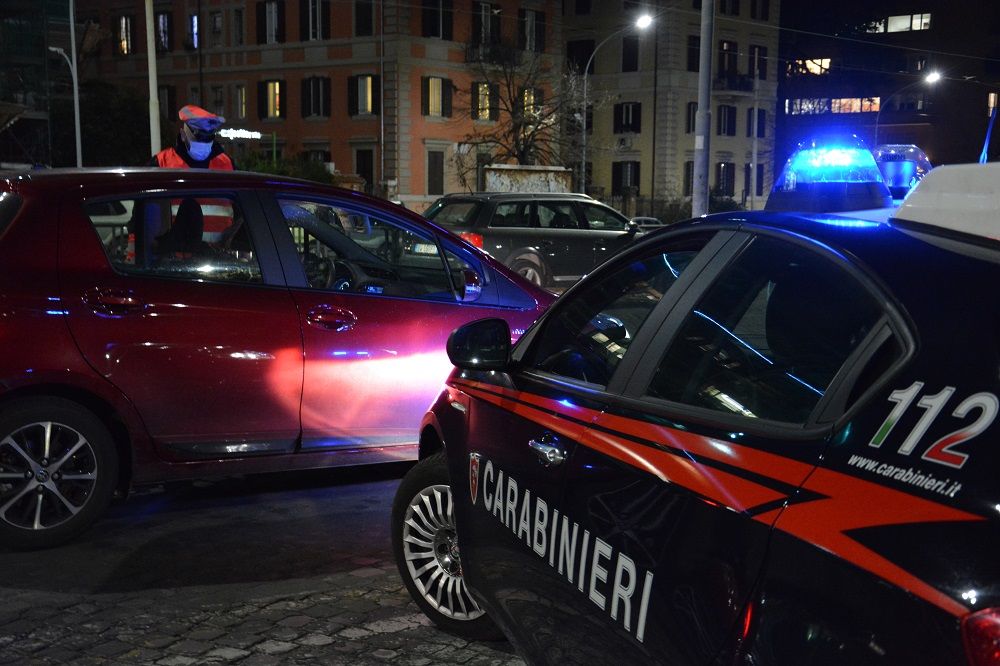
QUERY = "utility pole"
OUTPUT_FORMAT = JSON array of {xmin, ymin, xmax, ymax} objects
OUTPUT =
[
  {"xmin": 145, "ymin": 0, "xmax": 161, "ymax": 155},
  {"xmin": 750, "ymin": 48, "xmax": 759, "ymax": 210},
  {"xmin": 692, "ymin": 0, "xmax": 714, "ymax": 217}
]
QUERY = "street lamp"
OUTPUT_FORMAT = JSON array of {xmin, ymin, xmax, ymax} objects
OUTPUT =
[
  {"xmin": 579, "ymin": 14, "xmax": 653, "ymax": 192},
  {"xmin": 48, "ymin": 46, "xmax": 82, "ymax": 167},
  {"xmin": 874, "ymin": 70, "xmax": 941, "ymax": 146}
]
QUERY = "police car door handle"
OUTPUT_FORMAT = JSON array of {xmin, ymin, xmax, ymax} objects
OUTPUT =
[{"xmin": 529, "ymin": 435, "xmax": 566, "ymax": 467}]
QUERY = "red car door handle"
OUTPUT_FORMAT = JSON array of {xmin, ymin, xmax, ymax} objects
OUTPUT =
[
  {"xmin": 306, "ymin": 306, "xmax": 357, "ymax": 332},
  {"xmin": 83, "ymin": 288, "xmax": 145, "ymax": 317}
]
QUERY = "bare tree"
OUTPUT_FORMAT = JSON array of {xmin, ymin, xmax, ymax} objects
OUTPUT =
[{"xmin": 450, "ymin": 43, "xmax": 595, "ymax": 191}]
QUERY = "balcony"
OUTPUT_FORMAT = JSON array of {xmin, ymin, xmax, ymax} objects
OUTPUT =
[
  {"xmin": 465, "ymin": 42, "xmax": 522, "ymax": 67},
  {"xmin": 712, "ymin": 74, "xmax": 756, "ymax": 95}
]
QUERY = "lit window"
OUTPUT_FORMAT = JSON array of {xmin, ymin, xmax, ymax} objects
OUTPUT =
[
  {"xmin": 155, "ymin": 12, "xmax": 171, "ymax": 52},
  {"xmin": 989, "ymin": 92, "xmax": 998, "ymax": 119},
  {"xmin": 474, "ymin": 82, "xmax": 494, "ymax": 120},
  {"xmin": 117, "ymin": 15, "xmax": 133, "ymax": 55},
  {"xmin": 235, "ymin": 84, "xmax": 246, "ymax": 119},
  {"xmin": 357, "ymin": 75, "xmax": 374, "ymax": 114},
  {"xmin": 522, "ymin": 87, "xmax": 538, "ymax": 115},
  {"xmin": 266, "ymin": 80, "xmax": 282, "ymax": 118},
  {"xmin": 425, "ymin": 77, "xmax": 444, "ymax": 117},
  {"xmin": 884, "ymin": 13, "xmax": 931, "ymax": 32},
  {"xmin": 789, "ymin": 58, "xmax": 831, "ymax": 76},
  {"xmin": 189, "ymin": 14, "xmax": 199, "ymax": 49}
]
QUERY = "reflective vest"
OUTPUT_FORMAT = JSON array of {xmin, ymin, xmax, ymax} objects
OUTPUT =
[{"xmin": 154, "ymin": 146, "xmax": 234, "ymax": 171}]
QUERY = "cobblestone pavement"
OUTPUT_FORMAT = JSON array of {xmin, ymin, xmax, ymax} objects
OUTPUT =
[{"xmin": 0, "ymin": 464, "xmax": 524, "ymax": 665}]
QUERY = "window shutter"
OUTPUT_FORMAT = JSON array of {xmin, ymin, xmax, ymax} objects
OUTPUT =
[
  {"xmin": 278, "ymin": 81, "xmax": 286, "ymax": 117},
  {"xmin": 301, "ymin": 77, "xmax": 310, "ymax": 117},
  {"xmin": 612, "ymin": 162, "xmax": 623, "ymax": 195},
  {"xmin": 372, "ymin": 75, "xmax": 381, "ymax": 114},
  {"xmin": 535, "ymin": 87, "xmax": 544, "ymax": 108},
  {"xmin": 632, "ymin": 162, "xmax": 640, "ymax": 191},
  {"xmin": 442, "ymin": 1, "xmax": 453, "ymax": 40},
  {"xmin": 422, "ymin": 0, "xmax": 434, "ymax": 37},
  {"xmin": 166, "ymin": 15, "xmax": 174, "ymax": 50},
  {"xmin": 166, "ymin": 85, "xmax": 176, "ymax": 115},
  {"xmin": 321, "ymin": 0, "xmax": 330, "ymax": 38},
  {"xmin": 633, "ymin": 103, "xmax": 641, "ymax": 133},
  {"xmin": 276, "ymin": 0, "xmax": 286, "ymax": 42},
  {"xmin": 613, "ymin": 104, "xmax": 623, "ymax": 133},
  {"xmin": 536, "ymin": 12, "xmax": 546, "ymax": 52},
  {"xmin": 322, "ymin": 77, "xmax": 330, "ymax": 116},
  {"xmin": 489, "ymin": 4, "xmax": 500, "ymax": 44},
  {"xmin": 758, "ymin": 109, "xmax": 766, "ymax": 137},
  {"xmin": 347, "ymin": 75, "xmax": 358, "ymax": 115},
  {"xmin": 471, "ymin": 82, "xmax": 480, "ymax": 117},
  {"xmin": 299, "ymin": 0, "xmax": 308, "ymax": 40},
  {"xmin": 257, "ymin": 81, "xmax": 266, "ymax": 118},
  {"xmin": 443, "ymin": 79, "xmax": 453, "ymax": 117},
  {"xmin": 256, "ymin": 1, "xmax": 266, "ymax": 43},
  {"xmin": 488, "ymin": 84, "xmax": 499, "ymax": 120},
  {"xmin": 517, "ymin": 9, "xmax": 526, "ymax": 50},
  {"xmin": 420, "ymin": 77, "xmax": 429, "ymax": 116},
  {"xmin": 472, "ymin": 8, "xmax": 482, "ymax": 45},
  {"xmin": 746, "ymin": 107, "xmax": 752, "ymax": 137},
  {"xmin": 728, "ymin": 107, "xmax": 736, "ymax": 135}
]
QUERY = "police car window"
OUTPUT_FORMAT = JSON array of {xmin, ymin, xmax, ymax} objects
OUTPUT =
[
  {"xmin": 86, "ymin": 195, "xmax": 262, "ymax": 283},
  {"xmin": 522, "ymin": 238, "xmax": 708, "ymax": 386},
  {"xmin": 278, "ymin": 198, "xmax": 473, "ymax": 301},
  {"xmin": 646, "ymin": 236, "xmax": 883, "ymax": 423}
]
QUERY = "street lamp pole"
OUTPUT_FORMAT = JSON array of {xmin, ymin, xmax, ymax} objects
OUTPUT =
[
  {"xmin": 48, "ymin": 46, "xmax": 82, "ymax": 168},
  {"xmin": 874, "ymin": 70, "xmax": 941, "ymax": 146},
  {"xmin": 579, "ymin": 14, "xmax": 653, "ymax": 193}
]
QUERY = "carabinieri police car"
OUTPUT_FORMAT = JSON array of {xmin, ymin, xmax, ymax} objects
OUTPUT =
[{"xmin": 391, "ymin": 163, "xmax": 1000, "ymax": 665}]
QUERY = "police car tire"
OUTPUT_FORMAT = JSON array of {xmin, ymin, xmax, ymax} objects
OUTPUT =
[
  {"xmin": 391, "ymin": 452, "xmax": 505, "ymax": 641},
  {"xmin": 0, "ymin": 397, "xmax": 118, "ymax": 550}
]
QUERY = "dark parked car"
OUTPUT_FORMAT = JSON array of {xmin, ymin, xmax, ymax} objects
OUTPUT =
[
  {"xmin": 423, "ymin": 192, "xmax": 640, "ymax": 290},
  {"xmin": 393, "ymin": 163, "xmax": 1000, "ymax": 664},
  {"xmin": 0, "ymin": 168, "xmax": 553, "ymax": 549}
]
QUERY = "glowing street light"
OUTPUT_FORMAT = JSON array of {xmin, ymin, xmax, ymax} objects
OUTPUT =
[{"xmin": 579, "ymin": 14, "xmax": 654, "ymax": 191}]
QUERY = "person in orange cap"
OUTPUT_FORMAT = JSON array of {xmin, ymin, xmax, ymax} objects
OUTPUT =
[{"xmin": 151, "ymin": 104, "xmax": 235, "ymax": 170}]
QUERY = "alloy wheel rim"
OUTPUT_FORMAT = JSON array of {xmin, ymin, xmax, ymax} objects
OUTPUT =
[
  {"xmin": 518, "ymin": 266, "xmax": 542, "ymax": 285},
  {"xmin": 402, "ymin": 483, "xmax": 485, "ymax": 620},
  {"xmin": 0, "ymin": 421, "xmax": 98, "ymax": 531}
]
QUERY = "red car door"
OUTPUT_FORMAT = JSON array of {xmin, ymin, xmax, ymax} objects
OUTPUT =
[{"xmin": 61, "ymin": 191, "xmax": 303, "ymax": 463}]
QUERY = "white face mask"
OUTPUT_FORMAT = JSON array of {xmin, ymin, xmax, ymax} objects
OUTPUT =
[{"xmin": 187, "ymin": 140, "xmax": 213, "ymax": 161}]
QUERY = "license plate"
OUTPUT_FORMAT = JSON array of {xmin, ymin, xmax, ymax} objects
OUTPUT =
[{"xmin": 412, "ymin": 243, "xmax": 437, "ymax": 255}]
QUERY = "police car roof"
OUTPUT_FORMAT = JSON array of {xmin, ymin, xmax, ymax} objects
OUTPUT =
[{"xmin": 893, "ymin": 163, "xmax": 1000, "ymax": 242}]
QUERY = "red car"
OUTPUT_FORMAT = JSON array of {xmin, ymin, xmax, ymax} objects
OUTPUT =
[{"xmin": 0, "ymin": 168, "xmax": 552, "ymax": 549}]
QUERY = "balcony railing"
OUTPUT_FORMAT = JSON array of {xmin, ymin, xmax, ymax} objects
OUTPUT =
[
  {"xmin": 465, "ymin": 42, "xmax": 522, "ymax": 66},
  {"xmin": 712, "ymin": 74, "xmax": 755, "ymax": 93}
]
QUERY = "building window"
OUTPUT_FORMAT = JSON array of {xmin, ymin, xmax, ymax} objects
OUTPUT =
[
  {"xmin": 614, "ymin": 102, "xmax": 641, "ymax": 133},
  {"xmin": 744, "ymin": 162, "xmax": 765, "ymax": 197},
  {"xmin": 356, "ymin": 148, "xmax": 374, "ymax": 194},
  {"xmin": 989, "ymin": 92, "xmax": 998, "ymax": 118},
  {"xmin": 611, "ymin": 161, "xmax": 640, "ymax": 196},
  {"xmin": 428, "ymin": 150, "xmax": 445, "ymax": 195},
  {"xmin": 212, "ymin": 86, "xmax": 224, "ymax": 116},
  {"xmin": 154, "ymin": 12, "xmax": 172, "ymax": 52},
  {"xmin": 718, "ymin": 40, "xmax": 738, "ymax": 78},
  {"xmin": 519, "ymin": 9, "xmax": 545, "ymax": 53},
  {"xmin": 683, "ymin": 160, "xmax": 694, "ymax": 196},
  {"xmin": 303, "ymin": 0, "xmax": 322, "ymax": 40},
  {"xmin": 209, "ymin": 11, "xmax": 223, "ymax": 47},
  {"xmin": 568, "ymin": 40, "xmax": 595, "ymax": 74},
  {"xmin": 233, "ymin": 9, "xmax": 244, "ymax": 45},
  {"xmin": 717, "ymin": 105, "xmax": 736, "ymax": 136},
  {"xmin": 750, "ymin": 0, "xmax": 768, "ymax": 20},
  {"xmin": 719, "ymin": 0, "xmax": 739, "ymax": 16},
  {"xmin": 830, "ymin": 97, "xmax": 879, "ymax": 113},
  {"xmin": 520, "ymin": 87, "xmax": 542, "ymax": 117},
  {"xmin": 749, "ymin": 45, "xmax": 767, "ymax": 80},
  {"xmin": 235, "ymin": 84, "xmax": 246, "ymax": 119},
  {"xmin": 348, "ymin": 75, "xmax": 380, "ymax": 115},
  {"xmin": 473, "ymin": 82, "xmax": 498, "ymax": 120},
  {"xmin": 188, "ymin": 13, "xmax": 199, "ymax": 49},
  {"xmin": 422, "ymin": 77, "xmax": 453, "ymax": 117},
  {"xmin": 422, "ymin": 0, "xmax": 453, "ymax": 39},
  {"xmin": 746, "ymin": 107, "xmax": 766, "ymax": 137},
  {"xmin": 257, "ymin": 0, "xmax": 284, "ymax": 44},
  {"xmin": 716, "ymin": 161, "xmax": 735, "ymax": 197},
  {"xmin": 687, "ymin": 36, "xmax": 699, "ymax": 72},
  {"xmin": 869, "ymin": 13, "xmax": 931, "ymax": 33},
  {"xmin": 473, "ymin": 2, "xmax": 500, "ymax": 45},
  {"xmin": 302, "ymin": 77, "xmax": 331, "ymax": 117},
  {"xmin": 157, "ymin": 85, "xmax": 176, "ymax": 121},
  {"xmin": 258, "ymin": 81, "xmax": 285, "ymax": 120},
  {"xmin": 785, "ymin": 98, "xmax": 832, "ymax": 115},
  {"xmin": 788, "ymin": 58, "xmax": 830, "ymax": 76},
  {"xmin": 621, "ymin": 35, "xmax": 639, "ymax": 72},
  {"xmin": 356, "ymin": 0, "xmax": 374, "ymax": 36},
  {"xmin": 117, "ymin": 15, "xmax": 133, "ymax": 55},
  {"xmin": 686, "ymin": 102, "xmax": 697, "ymax": 133}
]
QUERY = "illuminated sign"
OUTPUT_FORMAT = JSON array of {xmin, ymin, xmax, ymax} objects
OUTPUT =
[{"xmin": 219, "ymin": 128, "xmax": 263, "ymax": 140}]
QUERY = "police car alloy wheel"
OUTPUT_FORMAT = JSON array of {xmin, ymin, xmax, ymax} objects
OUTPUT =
[{"xmin": 391, "ymin": 452, "xmax": 503, "ymax": 640}]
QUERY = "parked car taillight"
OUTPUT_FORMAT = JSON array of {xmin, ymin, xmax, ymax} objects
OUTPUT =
[
  {"xmin": 459, "ymin": 232, "xmax": 483, "ymax": 248},
  {"xmin": 963, "ymin": 608, "xmax": 1000, "ymax": 666}
]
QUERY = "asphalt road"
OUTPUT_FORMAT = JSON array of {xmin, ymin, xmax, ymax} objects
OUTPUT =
[{"xmin": 0, "ymin": 463, "xmax": 523, "ymax": 665}]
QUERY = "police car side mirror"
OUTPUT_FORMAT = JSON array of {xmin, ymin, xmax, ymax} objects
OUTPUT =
[
  {"xmin": 458, "ymin": 268, "xmax": 482, "ymax": 303},
  {"xmin": 447, "ymin": 318, "xmax": 510, "ymax": 370}
]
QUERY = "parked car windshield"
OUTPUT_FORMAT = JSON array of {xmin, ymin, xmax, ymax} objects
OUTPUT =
[{"xmin": 424, "ymin": 200, "xmax": 481, "ymax": 227}]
